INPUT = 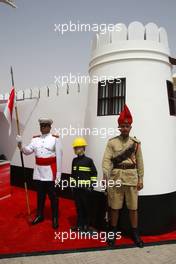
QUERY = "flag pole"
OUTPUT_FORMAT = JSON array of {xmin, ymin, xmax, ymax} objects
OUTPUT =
[
  {"xmin": 10, "ymin": 66, "xmax": 31, "ymax": 221},
  {"xmin": 0, "ymin": 0, "xmax": 17, "ymax": 8}
]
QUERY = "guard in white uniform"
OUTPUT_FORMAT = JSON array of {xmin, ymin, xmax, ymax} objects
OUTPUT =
[{"xmin": 17, "ymin": 118, "xmax": 62, "ymax": 229}]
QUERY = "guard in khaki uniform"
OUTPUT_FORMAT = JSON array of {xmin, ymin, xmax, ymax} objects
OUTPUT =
[
  {"xmin": 17, "ymin": 118, "xmax": 62, "ymax": 229},
  {"xmin": 102, "ymin": 105, "xmax": 144, "ymax": 247}
]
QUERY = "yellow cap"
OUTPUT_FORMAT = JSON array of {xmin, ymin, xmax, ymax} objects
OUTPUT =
[{"xmin": 72, "ymin": 137, "xmax": 88, "ymax": 148}]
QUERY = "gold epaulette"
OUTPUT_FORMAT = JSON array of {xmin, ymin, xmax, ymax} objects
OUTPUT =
[
  {"xmin": 52, "ymin": 134, "xmax": 59, "ymax": 138},
  {"xmin": 131, "ymin": 136, "xmax": 141, "ymax": 144},
  {"xmin": 33, "ymin": 135, "xmax": 40, "ymax": 138}
]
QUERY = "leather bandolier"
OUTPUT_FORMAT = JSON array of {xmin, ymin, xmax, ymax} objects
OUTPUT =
[{"xmin": 111, "ymin": 143, "xmax": 136, "ymax": 169}]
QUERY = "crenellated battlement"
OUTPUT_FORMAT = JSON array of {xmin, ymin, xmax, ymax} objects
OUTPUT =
[
  {"xmin": 91, "ymin": 21, "xmax": 169, "ymax": 52},
  {"xmin": 0, "ymin": 82, "xmax": 85, "ymax": 105},
  {"xmin": 89, "ymin": 22, "xmax": 170, "ymax": 72}
]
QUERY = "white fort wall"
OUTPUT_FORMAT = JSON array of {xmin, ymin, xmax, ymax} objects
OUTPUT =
[
  {"xmin": 85, "ymin": 22, "xmax": 176, "ymax": 195},
  {"xmin": 0, "ymin": 83, "xmax": 88, "ymax": 174}
]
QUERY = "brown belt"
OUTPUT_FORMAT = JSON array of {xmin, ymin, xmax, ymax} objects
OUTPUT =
[{"xmin": 113, "ymin": 163, "xmax": 136, "ymax": 170}]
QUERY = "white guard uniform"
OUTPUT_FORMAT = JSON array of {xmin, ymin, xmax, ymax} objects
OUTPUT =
[{"xmin": 22, "ymin": 133, "xmax": 62, "ymax": 181}]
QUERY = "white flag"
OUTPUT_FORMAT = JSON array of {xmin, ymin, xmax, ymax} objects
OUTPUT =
[{"xmin": 0, "ymin": 0, "xmax": 17, "ymax": 8}]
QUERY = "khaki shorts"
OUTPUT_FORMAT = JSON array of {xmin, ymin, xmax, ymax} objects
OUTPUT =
[{"xmin": 107, "ymin": 185, "xmax": 138, "ymax": 210}]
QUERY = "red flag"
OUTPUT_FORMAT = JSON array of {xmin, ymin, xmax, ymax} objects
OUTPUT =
[{"xmin": 4, "ymin": 87, "xmax": 15, "ymax": 135}]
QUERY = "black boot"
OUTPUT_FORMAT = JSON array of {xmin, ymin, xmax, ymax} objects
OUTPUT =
[
  {"xmin": 32, "ymin": 215, "xmax": 44, "ymax": 225},
  {"xmin": 107, "ymin": 226, "xmax": 117, "ymax": 247},
  {"xmin": 51, "ymin": 197, "xmax": 59, "ymax": 229},
  {"xmin": 52, "ymin": 216, "xmax": 59, "ymax": 229},
  {"xmin": 71, "ymin": 225, "xmax": 83, "ymax": 231},
  {"xmin": 131, "ymin": 228, "xmax": 144, "ymax": 248}
]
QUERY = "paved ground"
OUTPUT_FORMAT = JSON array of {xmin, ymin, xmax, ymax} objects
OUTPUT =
[{"xmin": 0, "ymin": 243, "xmax": 176, "ymax": 264}]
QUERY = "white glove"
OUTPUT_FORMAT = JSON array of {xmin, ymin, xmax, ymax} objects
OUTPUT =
[
  {"xmin": 16, "ymin": 135, "xmax": 22, "ymax": 143},
  {"xmin": 55, "ymin": 172, "xmax": 61, "ymax": 187},
  {"xmin": 54, "ymin": 128, "xmax": 60, "ymax": 137}
]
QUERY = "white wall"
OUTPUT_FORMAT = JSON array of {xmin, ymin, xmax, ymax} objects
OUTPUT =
[
  {"xmin": 85, "ymin": 22, "xmax": 176, "ymax": 195},
  {"xmin": 0, "ymin": 83, "xmax": 88, "ymax": 174}
]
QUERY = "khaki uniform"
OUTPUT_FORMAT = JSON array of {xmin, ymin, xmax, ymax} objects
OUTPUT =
[{"xmin": 102, "ymin": 135, "xmax": 144, "ymax": 210}]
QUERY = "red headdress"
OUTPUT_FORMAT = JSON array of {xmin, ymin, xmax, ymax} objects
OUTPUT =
[{"xmin": 118, "ymin": 104, "xmax": 133, "ymax": 125}]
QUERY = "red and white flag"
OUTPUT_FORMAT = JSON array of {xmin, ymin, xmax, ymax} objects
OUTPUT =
[{"xmin": 4, "ymin": 87, "xmax": 15, "ymax": 135}]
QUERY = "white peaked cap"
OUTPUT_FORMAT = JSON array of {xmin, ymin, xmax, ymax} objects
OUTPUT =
[{"xmin": 38, "ymin": 118, "xmax": 53, "ymax": 125}]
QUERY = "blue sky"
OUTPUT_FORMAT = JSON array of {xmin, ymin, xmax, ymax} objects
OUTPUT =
[{"xmin": 0, "ymin": 0, "xmax": 176, "ymax": 93}]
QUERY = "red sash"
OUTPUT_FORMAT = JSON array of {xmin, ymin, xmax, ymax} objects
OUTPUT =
[{"xmin": 35, "ymin": 157, "xmax": 57, "ymax": 180}]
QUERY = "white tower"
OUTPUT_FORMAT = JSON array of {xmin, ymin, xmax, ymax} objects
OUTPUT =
[{"xmin": 85, "ymin": 22, "xmax": 176, "ymax": 234}]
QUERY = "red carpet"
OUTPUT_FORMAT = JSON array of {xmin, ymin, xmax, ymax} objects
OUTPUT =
[{"xmin": 0, "ymin": 187, "xmax": 176, "ymax": 258}]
